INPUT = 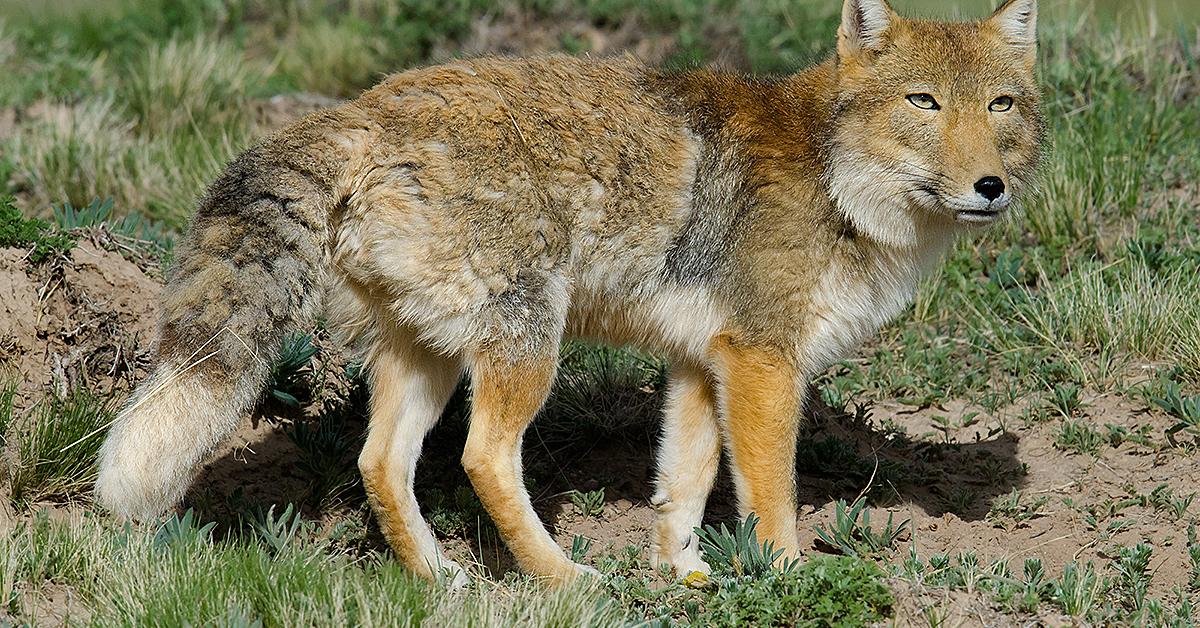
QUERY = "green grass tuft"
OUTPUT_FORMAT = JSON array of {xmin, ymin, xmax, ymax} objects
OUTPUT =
[
  {"xmin": 1053, "ymin": 420, "xmax": 1105, "ymax": 456},
  {"xmin": 7, "ymin": 388, "xmax": 114, "ymax": 507},
  {"xmin": 702, "ymin": 555, "xmax": 894, "ymax": 627},
  {"xmin": 268, "ymin": 333, "xmax": 320, "ymax": 407},
  {"xmin": 0, "ymin": 378, "xmax": 16, "ymax": 447},
  {"xmin": 0, "ymin": 195, "xmax": 76, "ymax": 263},
  {"xmin": 0, "ymin": 512, "xmax": 628, "ymax": 626},
  {"xmin": 698, "ymin": 512, "xmax": 798, "ymax": 578}
]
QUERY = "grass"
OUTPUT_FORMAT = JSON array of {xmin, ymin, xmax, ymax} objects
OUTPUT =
[
  {"xmin": 0, "ymin": 0, "xmax": 1198, "ymax": 625},
  {"xmin": 0, "ymin": 510, "xmax": 626, "ymax": 626},
  {"xmin": 987, "ymin": 489, "xmax": 1049, "ymax": 530},
  {"xmin": 567, "ymin": 488, "xmax": 606, "ymax": 518},
  {"xmin": 696, "ymin": 555, "xmax": 894, "ymax": 627},
  {"xmin": 897, "ymin": 547, "xmax": 1199, "ymax": 625},
  {"xmin": 0, "ymin": 195, "xmax": 75, "ymax": 263},
  {"xmin": 6, "ymin": 389, "xmax": 115, "ymax": 507},
  {"xmin": 120, "ymin": 36, "xmax": 257, "ymax": 137},
  {"xmin": 0, "ymin": 379, "xmax": 16, "ymax": 447},
  {"xmin": 697, "ymin": 513, "xmax": 798, "ymax": 578},
  {"xmin": 0, "ymin": 506, "xmax": 900, "ymax": 626},
  {"xmin": 1054, "ymin": 419, "xmax": 1106, "ymax": 456}
]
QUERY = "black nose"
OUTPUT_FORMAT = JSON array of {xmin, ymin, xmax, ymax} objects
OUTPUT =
[{"xmin": 974, "ymin": 176, "xmax": 1005, "ymax": 201}]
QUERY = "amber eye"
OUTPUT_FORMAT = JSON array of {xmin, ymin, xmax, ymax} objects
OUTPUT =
[
  {"xmin": 906, "ymin": 93, "xmax": 940, "ymax": 110},
  {"xmin": 989, "ymin": 96, "xmax": 1014, "ymax": 112}
]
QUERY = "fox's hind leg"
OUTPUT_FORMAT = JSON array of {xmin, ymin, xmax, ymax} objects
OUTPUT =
[
  {"xmin": 461, "ymin": 351, "xmax": 594, "ymax": 582},
  {"xmin": 710, "ymin": 336, "xmax": 804, "ymax": 561},
  {"xmin": 650, "ymin": 364, "xmax": 721, "ymax": 576},
  {"xmin": 358, "ymin": 331, "xmax": 465, "ymax": 586}
]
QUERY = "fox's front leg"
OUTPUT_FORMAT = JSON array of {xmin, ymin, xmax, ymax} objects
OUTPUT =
[
  {"xmin": 710, "ymin": 335, "xmax": 804, "ymax": 560},
  {"xmin": 650, "ymin": 364, "xmax": 721, "ymax": 575}
]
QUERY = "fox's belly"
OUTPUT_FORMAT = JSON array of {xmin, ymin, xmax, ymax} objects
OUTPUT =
[{"xmin": 564, "ymin": 283, "xmax": 728, "ymax": 363}]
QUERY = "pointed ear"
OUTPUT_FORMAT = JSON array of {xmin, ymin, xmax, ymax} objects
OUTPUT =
[
  {"xmin": 988, "ymin": 0, "xmax": 1038, "ymax": 54},
  {"xmin": 838, "ymin": 0, "xmax": 897, "ymax": 57}
]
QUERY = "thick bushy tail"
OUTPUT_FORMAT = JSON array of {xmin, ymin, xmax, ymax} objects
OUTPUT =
[{"xmin": 96, "ymin": 108, "xmax": 367, "ymax": 520}]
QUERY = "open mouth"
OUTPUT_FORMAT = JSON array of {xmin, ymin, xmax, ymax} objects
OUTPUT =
[{"xmin": 955, "ymin": 209, "xmax": 1004, "ymax": 223}]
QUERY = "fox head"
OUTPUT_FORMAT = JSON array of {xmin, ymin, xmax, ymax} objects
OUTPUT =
[{"xmin": 825, "ymin": 0, "xmax": 1046, "ymax": 249}]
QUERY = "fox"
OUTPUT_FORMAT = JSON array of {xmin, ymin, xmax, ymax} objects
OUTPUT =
[{"xmin": 95, "ymin": 0, "xmax": 1044, "ymax": 585}]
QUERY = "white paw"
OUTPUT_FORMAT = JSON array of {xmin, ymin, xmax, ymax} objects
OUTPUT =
[{"xmin": 672, "ymin": 549, "xmax": 711, "ymax": 577}]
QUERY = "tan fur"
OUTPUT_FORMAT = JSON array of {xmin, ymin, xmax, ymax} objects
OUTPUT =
[
  {"xmin": 650, "ymin": 363, "xmax": 722, "ymax": 573},
  {"xmin": 96, "ymin": 0, "xmax": 1045, "ymax": 584},
  {"xmin": 709, "ymin": 335, "xmax": 805, "ymax": 558},
  {"xmin": 460, "ymin": 353, "xmax": 587, "ymax": 581},
  {"xmin": 358, "ymin": 326, "xmax": 464, "ymax": 584}
]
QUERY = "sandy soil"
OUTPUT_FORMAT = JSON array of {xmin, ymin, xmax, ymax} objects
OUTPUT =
[{"xmin": 1, "ymin": 241, "xmax": 159, "ymax": 410}]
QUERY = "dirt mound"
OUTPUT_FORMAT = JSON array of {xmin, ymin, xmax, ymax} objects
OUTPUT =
[{"xmin": 0, "ymin": 240, "xmax": 161, "ymax": 408}]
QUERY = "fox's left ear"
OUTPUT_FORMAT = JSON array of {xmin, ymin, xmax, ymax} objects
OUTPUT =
[
  {"xmin": 988, "ymin": 0, "xmax": 1038, "ymax": 66},
  {"xmin": 838, "ymin": 0, "xmax": 897, "ymax": 58}
]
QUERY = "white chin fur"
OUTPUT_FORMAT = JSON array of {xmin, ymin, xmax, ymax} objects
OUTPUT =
[
  {"xmin": 949, "ymin": 194, "xmax": 1010, "ymax": 225},
  {"xmin": 828, "ymin": 162, "xmax": 922, "ymax": 248},
  {"xmin": 954, "ymin": 210, "xmax": 1006, "ymax": 224}
]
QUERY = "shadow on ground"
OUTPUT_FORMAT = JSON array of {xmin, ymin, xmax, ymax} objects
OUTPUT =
[{"xmin": 184, "ymin": 377, "xmax": 1024, "ymax": 575}]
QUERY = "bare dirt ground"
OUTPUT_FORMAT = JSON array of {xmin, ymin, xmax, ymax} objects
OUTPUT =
[{"xmin": 0, "ymin": 241, "xmax": 158, "ymax": 410}]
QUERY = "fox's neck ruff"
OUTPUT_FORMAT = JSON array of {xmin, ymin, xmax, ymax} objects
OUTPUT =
[{"xmin": 826, "ymin": 161, "xmax": 959, "ymax": 253}]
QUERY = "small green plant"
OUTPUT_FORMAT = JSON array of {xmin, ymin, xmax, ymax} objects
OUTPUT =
[
  {"xmin": 52, "ymin": 196, "xmax": 117, "ymax": 230},
  {"xmin": 153, "ymin": 508, "xmax": 216, "ymax": 548},
  {"xmin": 1048, "ymin": 383, "xmax": 1085, "ymax": 418},
  {"xmin": 988, "ymin": 248, "xmax": 1025, "ymax": 291},
  {"xmin": 9, "ymin": 389, "xmax": 115, "ymax": 506},
  {"xmin": 0, "ymin": 378, "xmax": 16, "ymax": 447},
  {"xmin": 1153, "ymin": 381, "xmax": 1200, "ymax": 446},
  {"xmin": 930, "ymin": 414, "xmax": 954, "ymax": 443},
  {"xmin": 1052, "ymin": 561, "xmax": 1101, "ymax": 619},
  {"xmin": 601, "ymin": 515, "xmax": 895, "ymax": 625},
  {"xmin": 249, "ymin": 503, "xmax": 311, "ymax": 554},
  {"xmin": 900, "ymin": 544, "xmax": 925, "ymax": 580},
  {"xmin": 53, "ymin": 197, "xmax": 174, "ymax": 251},
  {"xmin": 987, "ymin": 489, "xmax": 1049, "ymax": 530},
  {"xmin": 922, "ymin": 551, "xmax": 1007, "ymax": 594},
  {"xmin": 288, "ymin": 384, "xmax": 363, "ymax": 506},
  {"xmin": 794, "ymin": 433, "xmax": 911, "ymax": 502},
  {"xmin": 1138, "ymin": 484, "xmax": 1195, "ymax": 520},
  {"xmin": 0, "ymin": 195, "xmax": 76, "ymax": 263},
  {"xmin": 539, "ymin": 344, "xmax": 666, "ymax": 447},
  {"xmin": 571, "ymin": 535, "xmax": 592, "ymax": 563},
  {"xmin": 568, "ymin": 488, "xmax": 606, "ymax": 518},
  {"xmin": 1103, "ymin": 423, "xmax": 1156, "ymax": 449},
  {"xmin": 700, "ymin": 555, "xmax": 894, "ymax": 627},
  {"xmin": 427, "ymin": 485, "xmax": 490, "ymax": 538},
  {"xmin": 813, "ymin": 497, "xmax": 909, "ymax": 558},
  {"xmin": 1054, "ymin": 420, "xmax": 1105, "ymax": 455},
  {"xmin": 1112, "ymin": 543, "xmax": 1154, "ymax": 613},
  {"xmin": 944, "ymin": 488, "xmax": 976, "ymax": 515},
  {"xmin": 697, "ymin": 513, "xmax": 797, "ymax": 578},
  {"xmin": 267, "ymin": 334, "xmax": 319, "ymax": 407},
  {"xmin": 924, "ymin": 603, "xmax": 949, "ymax": 628},
  {"xmin": 1016, "ymin": 558, "xmax": 1050, "ymax": 613}
]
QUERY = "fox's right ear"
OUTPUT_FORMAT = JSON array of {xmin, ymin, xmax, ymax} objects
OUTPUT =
[
  {"xmin": 988, "ymin": 0, "xmax": 1037, "ymax": 65},
  {"xmin": 838, "ymin": 0, "xmax": 896, "ymax": 57}
]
